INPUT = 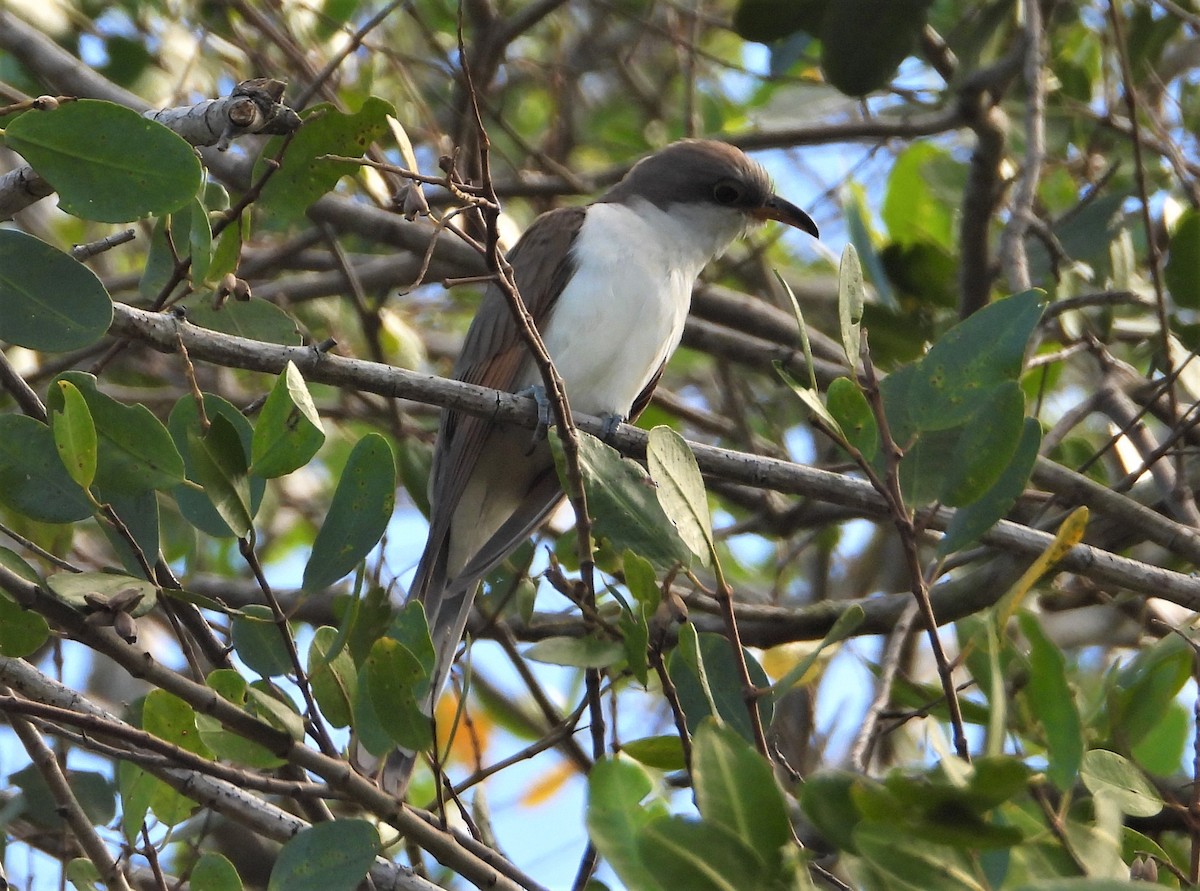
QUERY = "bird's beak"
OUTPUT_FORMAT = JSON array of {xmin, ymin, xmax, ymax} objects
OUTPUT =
[{"xmin": 755, "ymin": 195, "xmax": 819, "ymax": 239}]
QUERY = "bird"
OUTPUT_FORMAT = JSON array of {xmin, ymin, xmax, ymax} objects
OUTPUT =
[{"xmin": 386, "ymin": 138, "xmax": 818, "ymax": 793}]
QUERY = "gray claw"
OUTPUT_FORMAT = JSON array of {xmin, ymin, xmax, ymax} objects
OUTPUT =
[
  {"xmin": 599, "ymin": 413, "xmax": 624, "ymax": 442},
  {"xmin": 516, "ymin": 385, "xmax": 552, "ymax": 444}
]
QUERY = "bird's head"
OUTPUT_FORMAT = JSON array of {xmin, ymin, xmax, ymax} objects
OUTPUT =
[{"xmin": 598, "ymin": 139, "xmax": 819, "ymax": 240}]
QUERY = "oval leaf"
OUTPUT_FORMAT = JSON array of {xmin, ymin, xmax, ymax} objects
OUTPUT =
[
  {"xmin": 0, "ymin": 229, "xmax": 113, "ymax": 351},
  {"xmin": 908, "ymin": 289, "xmax": 1045, "ymax": 431},
  {"xmin": 6, "ymin": 99, "xmax": 202, "ymax": 222},
  {"xmin": 251, "ymin": 361, "xmax": 326, "ymax": 478},
  {"xmin": 1080, "ymin": 749, "xmax": 1163, "ymax": 818},
  {"xmin": 49, "ymin": 372, "xmax": 186, "ymax": 494},
  {"xmin": 821, "ymin": 0, "xmax": 932, "ymax": 96},
  {"xmin": 826, "ymin": 377, "xmax": 877, "ymax": 460},
  {"xmin": 940, "ymin": 381, "xmax": 1026, "ymax": 507},
  {"xmin": 267, "ymin": 820, "xmax": 379, "ymax": 891},
  {"xmin": 302, "ymin": 433, "xmax": 396, "ymax": 591},
  {"xmin": 363, "ymin": 637, "xmax": 432, "ymax": 751},
  {"xmin": 525, "ymin": 635, "xmax": 625, "ymax": 668},
  {"xmin": 52, "ymin": 380, "xmax": 98, "ymax": 491},
  {"xmin": 647, "ymin": 426, "xmax": 712, "ymax": 565},
  {"xmin": 0, "ymin": 414, "xmax": 93, "ymax": 522},
  {"xmin": 550, "ymin": 431, "xmax": 693, "ymax": 570},
  {"xmin": 168, "ymin": 394, "xmax": 266, "ymax": 537}
]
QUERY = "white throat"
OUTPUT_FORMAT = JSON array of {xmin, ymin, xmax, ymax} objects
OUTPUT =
[{"xmin": 519, "ymin": 198, "xmax": 747, "ymax": 417}]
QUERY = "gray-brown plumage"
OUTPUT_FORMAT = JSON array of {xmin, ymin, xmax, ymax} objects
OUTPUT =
[{"xmin": 383, "ymin": 140, "xmax": 817, "ymax": 794}]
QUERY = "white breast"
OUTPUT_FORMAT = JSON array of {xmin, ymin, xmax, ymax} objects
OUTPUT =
[{"xmin": 521, "ymin": 198, "xmax": 747, "ymax": 417}]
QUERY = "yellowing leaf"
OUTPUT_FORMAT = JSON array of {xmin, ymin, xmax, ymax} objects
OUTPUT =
[
  {"xmin": 996, "ymin": 506, "xmax": 1089, "ymax": 628},
  {"xmin": 520, "ymin": 759, "xmax": 576, "ymax": 808},
  {"xmin": 434, "ymin": 692, "xmax": 494, "ymax": 768}
]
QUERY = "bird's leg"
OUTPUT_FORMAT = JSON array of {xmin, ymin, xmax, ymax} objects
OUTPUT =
[
  {"xmin": 599, "ymin": 413, "xmax": 624, "ymax": 443},
  {"xmin": 515, "ymin": 384, "xmax": 554, "ymax": 445}
]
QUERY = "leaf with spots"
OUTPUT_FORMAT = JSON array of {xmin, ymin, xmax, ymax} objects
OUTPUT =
[
  {"xmin": 255, "ymin": 97, "xmax": 394, "ymax": 229},
  {"xmin": 908, "ymin": 290, "xmax": 1045, "ymax": 431}
]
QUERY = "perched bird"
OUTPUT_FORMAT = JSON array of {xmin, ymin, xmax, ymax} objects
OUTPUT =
[{"xmin": 389, "ymin": 139, "xmax": 817, "ymax": 792}]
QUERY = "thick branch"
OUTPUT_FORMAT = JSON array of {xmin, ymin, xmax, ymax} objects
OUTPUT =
[{"xmin": 105, "ymin": 302, "xmax": 1200, "ymax": 608}]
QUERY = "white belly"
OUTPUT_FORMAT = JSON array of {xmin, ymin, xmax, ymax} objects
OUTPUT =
[{"xmin": 519, "ymin": 200, "xmax": 730, "ymax": 417}]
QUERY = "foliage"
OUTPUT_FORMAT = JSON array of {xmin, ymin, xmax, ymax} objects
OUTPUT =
[{"xmin": 0, "ymin": 1, "xmax": 1198, "ymax": 890}]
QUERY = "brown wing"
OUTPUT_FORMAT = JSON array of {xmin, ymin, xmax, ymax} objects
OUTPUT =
[{"xmin": 412, "ymin": 205, "xmax": 587, "ymax": 600}]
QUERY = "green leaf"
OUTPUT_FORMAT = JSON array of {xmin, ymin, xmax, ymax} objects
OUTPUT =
[
  {"xmin": 101, "ymin": 489, "xmax": 160, "ymax": 577},
  {"xmin": 247, "ymin": 681, "xmax": 305, "ymax": 740},
  {"xmin": 186, "ymin": 297, "xmax": 303, "ymax": 346},
  {"xmin": 256, "ymin": 98, "xmax": 394, "ymax": 228},
  {"xmin": 143, "ymin": 689, "xmax": 212, "ymax": 759},
  {"xmin": 302, "ymin": 433, "xmax": 396, "ymax": 591},
  {"xmin": 51, "ymin": 380, "xmax": 98, "ymax": 491},
  {"xmin": 525, "ymin": 635, "xmax": 625, "ymax": 668},
  {"xmin": 267, "ymin": 820, "xmax": 379, "ymax": 891},
  {"xmin": 168, "ymin": 393, "xmax": 266, "ymax": 538},
  {"xmin": 940, "ymin": 381, "xmax": 1026, "ymax": 507},
  {"xmin": 308, "ymin": 626, "xmax": 357, "ymax": 729},
  {"xmin": 0, "ymin": 593, "xmax": 50, "ymax": 657},
  {"xmin": 551, "ymin": 431, "xmax": 693, "ymax": 570},
  {"xmin": 777, "ymin": 364, "xmax": 846, "ymax": 442},
  {"xmin": 638, "ymin": 816, "xmax": 770, "ymax": 891},
  {"xmin": 882, "ymin": 143, "xmax": 963, "ymax": 251},
  {"xmin": 667, "ymin": 629, "xmax": 773, "ymax": 744},
  {"xmin": 118, "ymin": 760, "xmax": 157, "ymax": 844},
  {"xmin": 939, "ymin": 418, "xmax": 1041, "ymax": 555},
  {"xmin": 231, "ymin": 603, "xmax": 294, "ymax": 677},
  {"xmin": 908, "ymin": 289, "xmax": 1045, "ymax": 431},
  {"xmin": 251, "ymin": 361, "xmax": 326, "ymax": 478},
  {"xmin": 0, "ymin": 414, "xmax": 93, "ymax": 522},
  {"xmin": 647, "ymin": 426, "xmax": 712, "ymax": 565},
  {"xmin": 138, "ymin": 215, "xmax": 176, "ymax": 300},
  {"xmin": 844, "ymin": 182, "xmax": 896, "ymax": 308},
  {"xmin": 732, "ymin": 0, "xmax": 825, "ymax": 43},
  {"xmin": 189, "ymin": 197, "xmax": 214, "ymax": 282},
  {"xmin": 619, "ymin": 603, "xmax": 651, "ymax": 687},
  {"xmin": 6, "ymin": 99, "xmax": 202, "ymax": 222},
  {"xmin": 1079, "ymin": 750, "xmax": 1163, "ymax": 818},
  {"xmin": 586, "ymin": 758, "xmax": 667, "ymax": 891},
  {"xmin": 692, "ymin": 720, "xmax": 791, "ymax": 865},
  {"xmin": 1107, "ymin": 633, "xmax": 1192, "ymax": 751},
  {"xmin": 191, "ymin": 852, "xmax": 244, "ymax": 891},
  {"xmin": 853, "ymin": 824, "xmax": 987, "ymax": 891},
  {"xmin": 1131, "ymin": 699, "xmax": 1188, "ymax": 776},
  {"xmin": 623, "ymin": 550, "xmax": 660, "ymax": 608},
  {"xmin": 826, "ymin": 378, "xmax": 877, "ymax": 460},
  {"xmin": 621, "ymin": 735, "xmax": 686, "ymax": 771},
  {"xmin": 1166, "ymin": 209, "xmax": 1200, "ymax": 308},
  {"xmin": 821, "ymin": 0, "xmax": 933, "ymax": 96},
  {"xmin": 12, "ymin": 765, "xmax": 114, "ymax": 829},
  {"xmin": 838, "ymin": 243, "xmax": 865, "ymax": 368},
  {"xmin": 387, "ymin": 600, "xmax": 436, "ymax": 674},
  {"xmin": 777, "ymin": 268, "xmax": 820, "ymax": 391},
  {"xmin": 195, "ymin": 669, "xmax": 288, "ymax": 768},
  {"xmin": 49, "ymin": 372, "xmax": 186, "ymax": 493},
  {"xmin": 362, "ymin": 636, "xmax": 432, "ymax": 751},
  {"xmin": 187, "ymin": 414, "xmax": 254, "ymax": 538},
  {"xmin": 1017, "ymin": 612, "xmax": 1083, "ymax": 793},
  {"xmin": 800, "ymin": 770, "xmax": 865, "ymax": 853},
  {"xmin": 207, "ymin": 214, "xmax": 245, "ymax": 285},
  {"xmin": 66, "ymin": 859, "xmax": 101, "ymax": 891},
  {"xmin": 0, "ymin": 229, "xmax": 113, "ymax": 351}
]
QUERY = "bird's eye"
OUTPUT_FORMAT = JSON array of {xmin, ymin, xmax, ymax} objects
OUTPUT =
[{"xmin": 712, "ymin": 180, "xmax": 744, "ymax": 205}]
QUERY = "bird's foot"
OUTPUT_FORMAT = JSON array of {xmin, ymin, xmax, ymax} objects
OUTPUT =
[
  {"xmin": 599, "ymin": 413, "xmax": 625, "ymax": 443},
  {"xmin": 516, "ymin": 385, "xmax": 553, "ymax": 444}
]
